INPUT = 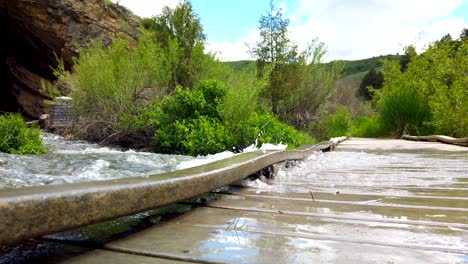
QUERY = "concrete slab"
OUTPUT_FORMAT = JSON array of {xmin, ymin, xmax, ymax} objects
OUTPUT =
[
  {"xmin": 218, "ymin": 188, "xmax": 468, "ymax": 208},
  {"xmin": 105, "ymin": 216, "xmax": 467, "ymax": 264},
  {"xmin": 206, "ymin": 194, "xmax": 468, "ymax": 225},
  {"xmin": 95, "ymin": 138, "xmax": 467, "ymax": 264},
  {"xmin": 0, "ymin": 142, "xmax": 331, "ymax": 245}
]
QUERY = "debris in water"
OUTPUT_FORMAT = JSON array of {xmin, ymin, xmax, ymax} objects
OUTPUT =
[{"xmin": 309, "ymin": 190, "xmax": 315, "ymax": 202}]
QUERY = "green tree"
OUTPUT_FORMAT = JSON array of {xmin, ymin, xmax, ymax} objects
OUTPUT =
[
  {"xmin": 252, "ymin": 0, "xmax": 298, "ymax": 114},
  {"xmin": 376, "ymin": 35, "xmax": 468, "ymax": 137},
  {"xmin": 460, "ymin": 28, "xmax": 468, "ymax": 40},
  {"xmin": 282, "ymin": 41, "xmax": 342, "ymax": 130},
  {"xmin": 143, "ymin": 0, "xmax": 206, "ymax": 90},
  {"xmin": 399, "ymin": 46, "xmax": 416, "ymax": 72},
  {"xmin": 359, "ymin": 68, "xmax": 384, "ymax": 100}
]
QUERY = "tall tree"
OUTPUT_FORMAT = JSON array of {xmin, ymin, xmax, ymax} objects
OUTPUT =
[
  {"xmin": 252, "ymin": 0, "xmax": 298, "ymax": 114},
  {"xmin": 143, "ymin": 0, "xmax": 206, "ymax": 90},
  {"xmin": 359, "ymin": 68, "xmax": 384, "ymax": 100}
]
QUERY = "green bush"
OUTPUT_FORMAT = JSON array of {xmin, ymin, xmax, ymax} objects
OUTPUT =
[
  {"xmin": 179, "ymin": 117, "xmax": 230, "ymax": 156},
  {"xmin": 310, "ymin": 106, "xmax": 353, "ymax": 140},
  {"xmin": 0, "ymin": 113, "xmax": 47, "ymax": 155},
  {"xmin": 378, "ymin": 87, "xmax": 433, "ymax": 136},
  {"xmin": 65, "ymin": 35, "xmax": 173, "ymax": 142},
  {"xmin": 351, "ymin": 115, "xmax": 385, "ymax": 137},
  {"xmin": 145, "ymin": 80, "xmax": 315, "ymax": 155},
  {"xmin": 324, "ymin": 107, "xmax": 353, "ymax": 138},
  {"xmin": 375, "ymin": 36, "xmax": 467, "ymax": 137},
  {"xmin": 250, "ymin": 112, "xmax": 315, "ymax": 149},
  {"xmin": 152, "ymin": 80, "xmax": 228, "ymax": 154}
]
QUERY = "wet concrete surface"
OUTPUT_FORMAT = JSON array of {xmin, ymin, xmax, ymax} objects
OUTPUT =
[
  {"xmin": 3, "ymin": 138, "xmax": 468, "ymax": 263},
  {"xmin": 0, "ymin": 143, "xmax": 330, "ymax": 245}
]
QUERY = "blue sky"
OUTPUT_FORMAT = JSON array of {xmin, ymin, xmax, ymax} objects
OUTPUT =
[
  {"xmin": 115, "ymin": 0, "xmax": 468, "ymax": 61},
  {"xmin": 192, "ymin": 0, "xmax": 271, "ymax": 43}
]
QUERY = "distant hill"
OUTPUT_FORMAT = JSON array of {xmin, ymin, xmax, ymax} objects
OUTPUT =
[
  {"xmin": 328, "ymin": 54, "xmax": 403, "ymax": 76},
  {"xmin": 224, "ymin": 60, "xmax": 255, "ymax": 72},
  {"xmin": 225, "ymin": 54, "xmax": 403, "ymax": 77}
]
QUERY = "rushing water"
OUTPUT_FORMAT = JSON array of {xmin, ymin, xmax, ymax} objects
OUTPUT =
[
  {"xmin": 0, "ymin": 133, "xmax": 237, "ymax": 189},
  {"xmin": 0, "ymin": 133, "xmax": 286, "ymax": 190},
  {"xmin": 267, "ymin": 145, "xmax": 468, "ymax": 196},
  {"xmin": 2, "ymin": 138, "xmax": 467, "ymax": 263},
  {"xmin": 143, "ymin": 138, "xmax": 466, "ymax": 264}
]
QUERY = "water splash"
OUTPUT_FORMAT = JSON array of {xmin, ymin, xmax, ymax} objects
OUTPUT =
[{"xmin": 0, "ymin": 133, "xmax": 288, "ymax": 189}]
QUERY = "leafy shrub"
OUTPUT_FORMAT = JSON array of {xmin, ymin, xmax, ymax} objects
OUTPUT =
[
  {"xmin": 152, "ymin": 80, "xmax": 228, "ymax": 154},
  {"xmin": 179, "ymin": 117, "xmax": 230, "ymax": 156},
  {"xmin": 0, "ymin": 113, "xmax": 47, "ymax": 155},
  {"xmin": 378, "ymin": 87, "xmax": 433, "ymax": 136},
  {"xmin": 66, "ymin": 35, "xmax": 171, "ymax": 142},
  {"xmin": 250, "ymin": 112, "xmax": 315, "ymax": 149},
  {"xmin": 310, "ymin": 106, "xmax": 353, "ymax": 140},
  {"xmin": 375, "ymin": 35, "xmax": 467, "ymax": 137},
  {"xmin": 351, "ymin": 115, "xmax": 385, "ymax": 137},
  {"xmin": 324, "ymin": 107, "xmax": 353, "ymax": 138},
  {"xmin": 146, "ymin": 80, "xmax": 314, "ymax": 155}
]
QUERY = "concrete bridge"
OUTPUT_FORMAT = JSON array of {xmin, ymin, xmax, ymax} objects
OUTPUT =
[{"xmin": 1, "ymin": 137, "xmax": 467, "ymax": 264}]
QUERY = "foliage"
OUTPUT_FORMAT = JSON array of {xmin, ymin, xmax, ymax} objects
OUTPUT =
[
  {"xmin": 461, "ymin": 28, "xmax": 468, "ymax": 40},
  {"xmin": 334, "ymin": 77, "xmax": 374, "ymax": 118},
  {"xmin": 250, "ymin": 112, "xmax": 315, "ymax": 148},
  {"xmin": 375, "ymin": 33, "xmax": 467, "ymax": 137},
  {"xmin": 421, "ymin": 37, "xmax": 468, "ymax": 137},
  {"xmin": 251, "ymin": 2, "xmax": 342, "ymax": 132},
  {"xmin": 399, "ymin": 46, "xmax": 416, "ymax": 72},
  {"xmin": 156, "ymin": 116, "xmax": 229, "ymax": 156},
  {"xmin": 135, "ymin": 79, "xmax": 314, "ymax": 155},
  {"xmin": 350, "ymin": 115, "xmax": 385, "ymax": 137},
  {"xmin": 309, "ymin": 106, "xmax": 353, "ymax": 140},
  {"xmin": 252, "ymin": 0, "xmax": 299, "ymax": 114},
  {"xmin": 280, "ymin": 41, "xmax": 343, "ymax": 130},
  {"xmin": 378, "ymin": 82, "xmax": 433, "ymax": 136},
  {"xmin": 67, "ymin": 36, "xmax": 169, "ymax": 141},
  {"xmin": 359, "ymin": 68, "xmax": 384, "ymax": 100},
  {"xmin": 221, "ymin": 69, "xmax": 265, "ymax": 133},
  {"xmin": 252, "ymin": 0, "xmax": 297, "ymax": 65},
  {"xmin": 55, "ymin": 2, "xmax": 318, "ymax": 155},
  {"xmin": 0, "ymin": 113, "xmax": 47, "ymax": 155},
  {"xmin": 143, "ymin": 0, "xmax": 206, "ymax": 90}
]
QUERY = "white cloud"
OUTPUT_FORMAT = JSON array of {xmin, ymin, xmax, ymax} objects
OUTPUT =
[
  {"xmin": 114, "ymin": 0, "xmax": 467, "ymax": 61},
  {"xmin": 287, "ymin": 0, "xmax": 468, "ymax": 60},
  {"xmin": 212, "ymin": 0, "xmax": 467, "ymax": 61},
  {"xmin": 112, "ymin": 0, "xmax": 181, "ymax": 18},
  {"xmin": 206, "ymin": 29, "xmax": 259, "ymax": 61}
]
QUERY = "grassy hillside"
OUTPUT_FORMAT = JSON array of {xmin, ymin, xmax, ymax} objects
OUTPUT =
[
  {"xmin": 225, "ymin": 54, "xmax": 403, "ymax": 77},
  {"xmin": 332, "ymin": 54, "xmax": 402, "ymax": 76},
  {"xmin": 224, "ymin": 60, "xmax": 255, "ymax": 72}
]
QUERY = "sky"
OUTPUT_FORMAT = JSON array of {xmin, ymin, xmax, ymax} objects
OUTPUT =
[{"xmin": 113, "ymin": 0, "xmax": 468, "ymax": 62}]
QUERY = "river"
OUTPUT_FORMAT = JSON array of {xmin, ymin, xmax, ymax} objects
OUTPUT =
[{"xmin": 0, "ymin": 133, "xmax": 238, "ymax": 189}]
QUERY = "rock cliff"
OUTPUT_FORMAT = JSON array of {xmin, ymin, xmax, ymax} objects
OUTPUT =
[{"xmin": 0, "ymin": 0, "xmax": 139, "ymax": 119}]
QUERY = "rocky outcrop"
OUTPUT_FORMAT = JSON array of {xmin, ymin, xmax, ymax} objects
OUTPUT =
[{"xmin": 0, "ymin": 0, "xmax": 139, "ymax": 119}]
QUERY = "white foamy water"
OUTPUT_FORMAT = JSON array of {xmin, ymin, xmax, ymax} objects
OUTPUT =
[
  {"xmin": 0, "ymin": 133, "xmax": 288, "ymax": 189},
  {"xmin": 258, "ymin": 142, "xmax": 468, "ymax": 195}
]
